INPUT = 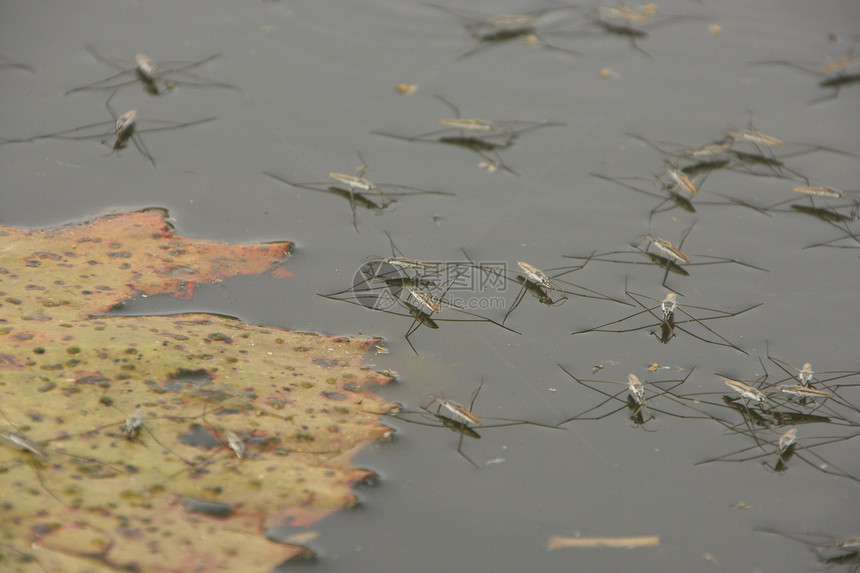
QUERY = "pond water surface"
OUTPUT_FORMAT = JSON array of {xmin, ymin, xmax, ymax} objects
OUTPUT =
[{"xmin": 2, "ymin": 1, "xmax": 859, "ymax": 571}]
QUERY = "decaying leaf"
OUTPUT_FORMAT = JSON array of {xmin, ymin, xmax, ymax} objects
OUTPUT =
[{"xmin": 0, "ymin": 210, "xmax": 395, "ymax": 572}]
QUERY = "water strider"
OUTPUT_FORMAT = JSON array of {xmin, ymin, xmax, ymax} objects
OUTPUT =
[
  {"xmin": 0, "ymin": 91, "xmax": 215, "ymax": 166},
  {"xmin": 320, "ymin": 262, "xmax": 520, "ymax": 356},
  {"xmin": 374, "ymin": 230, "xmax": 443, "ymax": 276},
  {"xmin": 556, "ymin": 365, "xmax": 699, "ymax": 430},
  {"xmin": 573, "ymin": 288, "xmax": 761, "ymax": 354},
  {"xmin": 696, "ymin": 413, "xmax": 860, "ymax": 484},
  {"xmin": 569, "ymin": 3, "xmax": 704, "ymax": 59},
  {"xmin": 591, "ymin": 171, "xmax": 704, "ymax": 220},
  {"xmin": 752, "ymin": 39, "xmax": 860, "ymax": 103},
  {"xmin": 500, "ymin": 256, "xmax": 630, "ymax": 325},
  {"xmin": 756, "ymin": 528, "xmax": 860, "ymax": 571},
  {"xmin": 373, "ymin": 94, "xmax": 565, "ymax": 174},
  {"xmin": 766, "ymin": 345, "xmax": 860, "ymax": 389},
  {"xmin": 226, "ymin": 431, "xmax": 246, "ymax": 459},
  {"xmin": 565, "ymin": 221, "xmax": 767, "ymax": 293},
  {"xmin": 723, "ymin": 379, "xmax": 768, "ymax": 405},
  {"xmin": 264, "ymin": 152, "xmax": 453, "ymax": 232},
  {"xmin": 427, "ymin": 4, "xmax": 581, "ymax": 59},
  {"xmin": 394, "ymin": 379, "xmax": 561, "ymax": 467},
  {"xmin": 65, "ymin": 44, "xmax": 237, "ymax": 96},
  {"xmin": 124, "ymin": 405, "xmax": 144, "ymax": 440},
  {"xmin": 1, "ymin": 405, "xmax": 128, "ymax": 504},
  {"xmin": 781, "ymin": 185, "xmax": 860, "ymax": 220}
]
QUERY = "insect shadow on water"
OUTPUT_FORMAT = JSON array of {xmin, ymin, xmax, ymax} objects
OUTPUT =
[
  {"xmin": 0, "ymin": 54, "xmax": 35, "ymax": 73},
  {"xmin": 0, "ymin": 91, "xmax": 215, "ymax": 166},
  {"xmin": 65, "ymin": 44, "xmax": 238, "ymax": 96},
  {"xmin": 372, "ymin": 94, "xmax": 565, "ymax": 175},
  {"xmin": 264, "ymin": 152, "xmax": 454, "ymax": 233},
  {"xmin": 796, "ymin": 213, "xmax": 860, "ymax": 250},
  {"xmin": 563, "ymin": 221, "xmax": 768, "ymax": 293},
  {"xmin": 557, "ymin": 365, "xmax": 700, "ymax": 430},
  {"xmin": 565, "ymin": 4, "xmax": 704, "ymax": 59},
  {"xmin": 751, "ymin": 38, "xmax": 860, "ymax": 104},
  {"xmin": 572, "ymin": 287, "xmax": 761, "ymax": 354},
  {"xmin": 756, "ymin": 528, "xmax": 860, "ymax": 572},
  {"xmin": 0, "ymin": 404, "xmax": 127, "ymax": 506},
  {"xmin": 426, "ymin": 4, "xmax": 582, "ymax": 60},
  {"xmin": 392, "ymin": 379, "xmax": 562, "ymax": 468}
]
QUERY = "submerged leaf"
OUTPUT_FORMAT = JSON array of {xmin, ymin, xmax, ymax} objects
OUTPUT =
[{"xmin": 0, "ymin": 210, "xmax": 394, "ymax": 571}]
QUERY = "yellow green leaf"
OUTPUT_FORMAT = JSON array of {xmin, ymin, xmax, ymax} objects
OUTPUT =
[{"xmin": 0, "ymin": 210, "xmax": 394, "ymax": 572}]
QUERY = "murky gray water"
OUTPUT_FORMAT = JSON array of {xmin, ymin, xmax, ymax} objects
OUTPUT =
[{"xmin": 2, "ymin": 0, "xmax": 859, "ymax": 571}]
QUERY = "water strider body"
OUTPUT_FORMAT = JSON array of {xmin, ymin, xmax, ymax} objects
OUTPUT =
[{"xmin": 66, "ymin": 45, "xmax": 236, "ymax": 96}]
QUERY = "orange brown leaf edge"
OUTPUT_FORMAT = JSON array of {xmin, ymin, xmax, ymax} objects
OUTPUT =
[
  {"xmin": 0, "ymin": 209, "xmax": 397, "ymax": 572},
  {"xmin": 0, "ymin": 207, "xmax": 292, "ymax": 317}
]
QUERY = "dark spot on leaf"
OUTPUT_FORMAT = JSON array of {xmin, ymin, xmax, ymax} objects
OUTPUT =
[
  {"xmin": 169, "ymin": 368, "xmax": 213, "ymax": 386},
  {"xmin": 178, "ymin": 424, "xmax": 222, "ymax": 450},
  {"xmin": 34, "ymin": 252, "xmax": 63, "ymax": 261},
  {"xmin": 76, "ymin": 375, "xmax": 111, "ymax": 387},
  {"xmin": 183, "ymin": 497, "xmax": 233, "ymax": 518},
  {"xmin": 31, "ymin": 522, "xmax": 60, "ymax": 536},
  {"xmin": 313, "ymin": 358, "xmax": 347, "ymax": 367}
]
